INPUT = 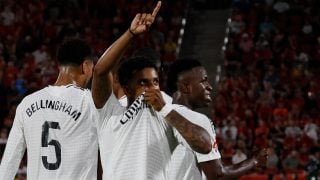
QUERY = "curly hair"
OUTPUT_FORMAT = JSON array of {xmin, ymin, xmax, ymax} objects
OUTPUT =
[{"xmin": 117, "ymin": 56, "xmax": 157, "ymax": 87}]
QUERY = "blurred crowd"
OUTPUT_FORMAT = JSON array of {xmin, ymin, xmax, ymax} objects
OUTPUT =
[{"xmin": 214, "ymin": 0, "xmax": 320, "ymax": 178}]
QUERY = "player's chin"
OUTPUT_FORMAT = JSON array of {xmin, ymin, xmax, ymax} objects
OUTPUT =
[
  {"xmin": 203, "ymin": 97, "xmax": 212, "ymax": 106},
  {"xmin": 205, "ymin": 95, "xmax": 212, "ymax": 102}
]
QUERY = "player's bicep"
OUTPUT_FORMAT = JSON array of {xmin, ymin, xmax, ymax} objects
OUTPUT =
[
  {"xmin": 195, "ymin": 121, "xmax": 221, "ymax": 162},
  {"xmin": 92, "ymin": 72, "xmax": 113, "ymax": 109},
  {"xmin": 173, "ymin": 128, "xmax": 188, "ymax": 147}
]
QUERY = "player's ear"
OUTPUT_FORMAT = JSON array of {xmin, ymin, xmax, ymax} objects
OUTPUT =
[
  {"xmin": 178, "ymin": 82, "xmax": 190, "ymax": 94},
  {"xmin": 81, "ymin": 59, "xmax": 93, "ymax": 75}
]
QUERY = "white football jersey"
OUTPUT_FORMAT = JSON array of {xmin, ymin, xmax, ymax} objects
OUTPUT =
[
  {"xmin": 97, "ymin": 93, "xmax": 177, "ymax": 180},
  {"xmin": 168, "ymin": 104, "xmax": 221, "ymax": 180},
  {"xmin": 0, "ymin": 85, "xmax": 99, "ymax": 180}
]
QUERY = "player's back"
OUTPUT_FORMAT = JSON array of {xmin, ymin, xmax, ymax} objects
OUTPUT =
[{"xmin": 0, "ymin": 85, "xmax": 98, "ymax": 180}]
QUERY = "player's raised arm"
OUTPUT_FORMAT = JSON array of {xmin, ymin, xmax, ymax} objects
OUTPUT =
[{"xmin": 92, "ymin": 1, "xmax": 162, "ymax": 108}]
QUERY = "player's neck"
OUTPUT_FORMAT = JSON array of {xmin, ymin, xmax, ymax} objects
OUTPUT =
[
  {"xmin": 174, "ymin": 93, "xmax": 194, "ymax": 110},
  {"xmin": 54, "ymin": 66, "xmax": 84, "ymax": 87}
]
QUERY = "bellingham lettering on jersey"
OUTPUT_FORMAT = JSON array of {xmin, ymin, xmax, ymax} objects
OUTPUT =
[{"xmin": 25, "ymin": 99, "xmax": 81, "ymax": 121}]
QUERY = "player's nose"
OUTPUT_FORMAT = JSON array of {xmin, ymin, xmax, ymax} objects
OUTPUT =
[{"xmin": 206, "ymin": 83, "xmax": 213, "ymax": 91}]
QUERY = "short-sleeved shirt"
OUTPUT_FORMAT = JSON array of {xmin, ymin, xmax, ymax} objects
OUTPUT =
[
  {"xmin": 0, "ymin": 85, "xmax": 99, "ymax": 180},
  {"xmin": 98, "ymin": 93, "xmax": 177, "ymax": 180},
  {"xmin": 168, "ymin": 104, "xmax": 221, "ymax": 180}
]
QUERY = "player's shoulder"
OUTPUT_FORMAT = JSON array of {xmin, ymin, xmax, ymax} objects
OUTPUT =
[
  {"xmin": 19, "ymin": 87, "xmax": 47, "ymax": 105},
  {"xmin": 172, "ymin": 104, "xmax": 208, "ymax": 120},
  {"xmin": 20, "ymin": 85, "xmax": 91, "ymax": 105},
  {"xmin": 56, "ymin": 85, "xmax": 93, "ymax": 105},
  {"xmin": 63, "ymin": 84, "xmax": 90, "ymax": 94},
  {"xmin": 48, "ymin": 85, "xmax": 92, "ymax": 99}
]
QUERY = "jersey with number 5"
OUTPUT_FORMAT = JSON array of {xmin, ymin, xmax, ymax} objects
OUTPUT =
[{"xmin": 0, "ymin": 85, "xmax": 99, "ymax": 180}]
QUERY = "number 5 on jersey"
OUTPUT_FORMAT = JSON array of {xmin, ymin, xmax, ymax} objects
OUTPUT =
[{"xmin": 41, "ymin": 121, "xmax": 61, "ymax": 170}]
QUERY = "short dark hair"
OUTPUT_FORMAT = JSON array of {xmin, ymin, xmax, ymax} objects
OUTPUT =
[
  {"xmin": 57, "ymin": 39, "xmax": 92, "ymax": 66},
  {"xmin": 167, "ymin": 58, "xmax": 202, "ymax": 95},
  {"xmin": 132, "ymin": 47, "xmax": 161, "ymax": 65},
  {"xmin": 117, "ymin": 56, "xmax": 157, "ymax": 87}
]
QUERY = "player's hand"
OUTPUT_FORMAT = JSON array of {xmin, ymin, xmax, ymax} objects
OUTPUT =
[
  {"xmin": 129, "ymin": 1, "xmax": 161, "ymax": 35},
  {"xmin": 144, "ymin": 88, "xmax": 165, "ymax": 111},
  {"xmin": 252, "ymin": 148, "xmax": 268, "ymax": 168}
]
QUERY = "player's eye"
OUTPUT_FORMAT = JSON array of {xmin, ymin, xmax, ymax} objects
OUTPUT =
[
  {"xmin": 139, "ymin": 80, "xmax": 147, "ymax": 86},
  {"xmin": 153, "ymin": 79, "xmax": 159, "ymax": 86},
  {"xmin": 201, "ymin": 77, "xmax": 208, "ymax": 83}
]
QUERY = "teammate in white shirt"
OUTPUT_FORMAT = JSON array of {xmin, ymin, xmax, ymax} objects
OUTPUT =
[
  {"xmin": 91, "ymin": 2, "xmax": 212, "ymax": 179},
  {"xmin": 166, "ymin": 58, "xmax": 268, "ymax": 180},
  {"xmin": 0, "ymin": 40, "xmax": 99, "ymax": 179}
]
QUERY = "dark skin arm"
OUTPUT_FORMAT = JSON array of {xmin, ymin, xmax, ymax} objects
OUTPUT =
[
  {"xmin": 165, "ymin": 110, "xmax": 212, "ymax": 153},
  {"xmin": 200, "ymin": 148, "xmax": 268, "ymax": 179},
  {"xmin": 91, "ymin": 1, "xmax": 162, "ymax": 108},
  {"xmin": 144, "ymin": 88, "xmax": 212, "ymax": 154}
]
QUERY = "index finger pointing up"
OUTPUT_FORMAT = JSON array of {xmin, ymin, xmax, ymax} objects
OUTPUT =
[{"xmin": 152, "ymin": 1, "xmax": 162, "ymax": 17}]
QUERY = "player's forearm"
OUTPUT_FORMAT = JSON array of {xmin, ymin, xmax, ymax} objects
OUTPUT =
[
  {"xmin": 92, "ymin": 30, "xmax": 134, "ymax": 108},
  {"xmin": 219, "ymin": 158, "xmax": 256, "ymax": 179},
  {"xmin": 201, "ymin": 158, "xmax": 256, "ymax": 180},
  {"xmin": 0, "ymin": 154, "xmax": 23, "ymax": 179},
  {"xmin": 94, "ymin": 30, "xmax": 134, "ymax": 76},
  {"xmin": 165, "ymin": 110, "xmax": 211, "ymax": 154}
]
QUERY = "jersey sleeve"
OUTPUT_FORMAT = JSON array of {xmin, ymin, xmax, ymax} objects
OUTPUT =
[
  {"xmin": 0, "ymin": 104, "xmax": 26, "ymax": 179},
  {"xmin": 194, "ymin": 120, "xmax": 221, "ymax": 163},
  {"xmin": 172, "ymin": 105, "xmax": 221, "ymax": 163},
  {"xmin": 84, "ymin": 89, "xmax": 100, "ymax": 130},
  {"xmin": 96, "ymin": 92, "xmax": 123, "ymax": 129}
]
